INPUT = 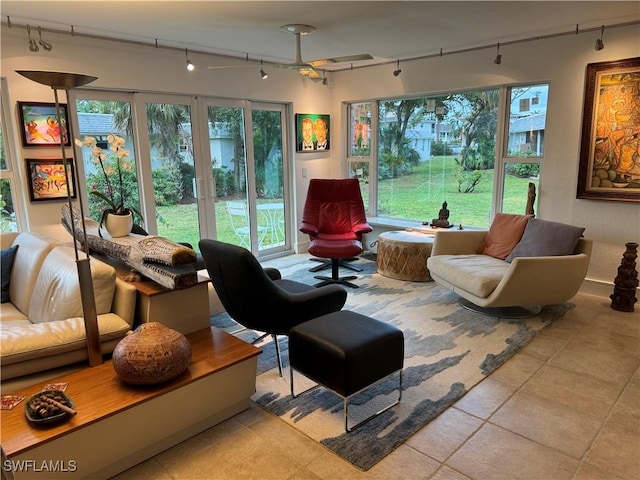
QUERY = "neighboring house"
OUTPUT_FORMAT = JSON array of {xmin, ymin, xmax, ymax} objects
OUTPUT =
[
  {"xmin": 507, "ymin": 113, "xmax": 546, "ymax": 156},
  {"xmin": 76, "ymin": 113, "xmax": 236, "ymax": 173},
  {"xmin": 380, "ymin": 113, "xmax": 460, "ymax": 161}
]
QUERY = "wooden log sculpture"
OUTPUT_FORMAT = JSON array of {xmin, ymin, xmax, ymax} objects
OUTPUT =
[
  {"xmin": 610, "ymin": 242, "xmax": 639, "ymax": 312},
  {"xmin": 62, "ymin": 204, "xmax": 198, "ymax": 289}
]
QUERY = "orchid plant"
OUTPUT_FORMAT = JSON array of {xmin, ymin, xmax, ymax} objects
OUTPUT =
[{"xmin": 75, "ymin": 134, "xmax": 143, "ymax": 228}]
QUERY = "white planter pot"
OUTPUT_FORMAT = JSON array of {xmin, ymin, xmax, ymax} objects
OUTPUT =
[{"xmin": 105, "ymin": 212, "xmax": 133, "ymax": 238}]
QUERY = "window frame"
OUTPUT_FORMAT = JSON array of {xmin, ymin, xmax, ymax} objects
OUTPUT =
[{"xmin": 345, "ymin": 82, "xmax": 548, "ymax": 227}]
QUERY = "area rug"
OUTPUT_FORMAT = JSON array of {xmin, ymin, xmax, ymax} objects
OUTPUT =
[{"xmin": 211, "ymin": 253, "xmax": 573, "ymax": 471}]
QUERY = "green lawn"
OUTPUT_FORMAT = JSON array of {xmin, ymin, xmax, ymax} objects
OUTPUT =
[{"xmin": 154, "ymin": 157, "xmax": 537, "ymax": 250}]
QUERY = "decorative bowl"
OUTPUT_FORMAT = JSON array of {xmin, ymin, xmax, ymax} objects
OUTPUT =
[{"xmin": 25, "ymin": 390, "xmax": 74, "ymax": 424}]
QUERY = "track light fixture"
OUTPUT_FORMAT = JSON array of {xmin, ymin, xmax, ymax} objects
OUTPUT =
[
  {"xmin": 494, "ymin": 43, "xmax": 502, "ymax": 64},
  {"xmin": 38, "ymin": 26, "xmax": 53, "ymax": 51},
  {"xmin": 185, "ymin": 48, "xmax": 195, "ymax": 71},
  {"xmin": 393, "ymin": 59, "xmax": 402, "ymax": 77},
  {"xmin": 26, "ymin": 25, "xmax": 39, "ymax": 52},
  {"xmin": 260, "ymin": 59, "xmax": 268, "ymax": 79},
  {"xmin": 595, "ymin": 25, "xmax": 605, "ymax": 51}
]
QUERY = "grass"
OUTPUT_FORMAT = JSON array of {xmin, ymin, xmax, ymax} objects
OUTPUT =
[{"xmin": 153, "ymin": 156, "xmax": 537, "ymax": 251}]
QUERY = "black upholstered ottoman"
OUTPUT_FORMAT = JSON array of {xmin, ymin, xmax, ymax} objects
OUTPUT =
[{"xmin": 288, "ymin": 310, "xmax": 404, "ymax": 431}]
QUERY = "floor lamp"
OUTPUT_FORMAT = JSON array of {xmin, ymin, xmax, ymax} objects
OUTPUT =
[{"xmin": 16, "ymin": 70, "xmax": 103, "ymax": 367}]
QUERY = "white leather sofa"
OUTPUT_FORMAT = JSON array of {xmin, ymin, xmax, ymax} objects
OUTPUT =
[
  {"xmin": 0, "ymin": 232, "xmax": 137, "ymax": 380},
  {"xmin": 427, "ymin": 221, "xmax": 592, "ymax": 316}
]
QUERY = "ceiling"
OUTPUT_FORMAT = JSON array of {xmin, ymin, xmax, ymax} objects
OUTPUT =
[{"xmin": 2, "ymin": 1, "xmax": 639, "ymax": 71}]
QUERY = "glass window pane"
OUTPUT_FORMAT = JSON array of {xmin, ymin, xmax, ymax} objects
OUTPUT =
[
  {"xmin": 502, "ymin": 162, "xmax": 540, "ymax": 215},
  {"xmin": 253, "ymin": 108, "xmax": 285, "ymax": 249},
  {"xmin": 75, "ymin": 101, "xmax": 142, "ymax": 225},
  {"xmin": 377, "ymin": 90, "xmax": 498, "ymax": 228},
  {"xmin": 208, "ymin": 106, "xmax": 249, "ymax": 247},
  {"xmin": 145, "ymin": 102, "xmax": 198, "ymax": 248},
  {"xmin": 348, "ymin": 161, "xmax": 369, "ymax": 211},
  {"xmin": 0, "ymin": 179, "xmax": 16, "ymax": 232},
  {"xmin": 506, "ymin": 84, "xmax": 548, "ymax": 157},
  {"xmin": 349, "ymin": 102, "xmax": 372, "ymax": 157}
]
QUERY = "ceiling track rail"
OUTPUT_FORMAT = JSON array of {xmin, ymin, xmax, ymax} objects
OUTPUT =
[{"xmin": 2, "ymin": 17, "xmax": 639, "ymax": 73}]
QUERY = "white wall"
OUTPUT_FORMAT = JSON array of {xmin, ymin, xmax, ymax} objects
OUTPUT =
[{"xmin": 2, "ymin": 23, "xmax": 639, "ymax": 296}]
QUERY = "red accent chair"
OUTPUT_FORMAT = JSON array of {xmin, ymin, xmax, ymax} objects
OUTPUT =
[{"xmin": 300, "ymin": 178, "xmax": 373, "ymax": 288}]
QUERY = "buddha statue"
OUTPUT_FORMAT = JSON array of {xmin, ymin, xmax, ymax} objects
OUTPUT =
[{"xmin": 431, "ymin": 201, "xmax": 451, "ymax": 228}]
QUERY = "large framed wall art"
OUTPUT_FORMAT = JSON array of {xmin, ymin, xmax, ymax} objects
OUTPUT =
[
  {"xmin": 295, "ymin": 113, "xmax": 330, "ymax": 152},
  {"xmin": 26, "ymin": 158, "xmax": 76, "ymax": 201},
  {"xmin": 18, "ymin": 101, "xmax": 71, "ymax": 147},
  {"xmin": 576, "ymin": 57, "xmax": 640, "ymax": 202}
]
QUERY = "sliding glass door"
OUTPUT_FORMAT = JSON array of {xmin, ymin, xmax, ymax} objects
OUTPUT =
[
  {"xmin": 71, "ymin": 91, "xmax": 290, "ymax": 257},
  {"xmin": 200, "ymin": 100, "xmax": 288, "ymax": 253}
]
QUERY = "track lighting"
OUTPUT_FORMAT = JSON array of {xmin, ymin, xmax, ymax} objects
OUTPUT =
[
  {"xmin": 393, "ymin": 59, "xmax": 402, "ymax": 77},
  {"xmin": 595, "ymin": 25, "xmax": 605, "ymax": 51},
  {"xmin": 38, "ymin": 26, "xmax": 53, "ymax": 51},
  {"xmin": 185, "ymin": 48, "xmax": 195, "ymax": 71},
  {"xmin": 260, "ymin": 60, "xmax": 268, "ymax": 79},
  {"xmin": 494, "ymin": 43, "xmax": 502, "ymax": 64},
  {"xmin": 27, "ymin": 25, "xmax": 39, "ymax": 52}
]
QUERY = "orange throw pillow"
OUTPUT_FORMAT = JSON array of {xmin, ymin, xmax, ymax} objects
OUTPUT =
[{"xmin": 478, "ymin": 213, "xmax": 531, "ymax": 260}]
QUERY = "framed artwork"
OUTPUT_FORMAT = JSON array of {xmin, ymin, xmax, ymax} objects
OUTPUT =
[
  {"xmin": 18, "ymin": 101, "xmax": 71, "ymax": 147},
  {"xmin": 576, "ymin": 57, "xmax": 640, "ymax": 202},
  {"xmin": 296, "ymin": 113, "xmax": 330, "ymax": 152},
  {"xmin": 26, "ymin": 158, "xmax": 76, "ymax": 201}
]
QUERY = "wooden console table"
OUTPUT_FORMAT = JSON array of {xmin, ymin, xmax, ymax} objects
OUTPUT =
[
  {"xmin": 1, "ymin": 327, "xmax": 260, "ymax": 479},
  {"xmin": 93, "ymin": 252, "xmax": 212, "ymax": 334}
]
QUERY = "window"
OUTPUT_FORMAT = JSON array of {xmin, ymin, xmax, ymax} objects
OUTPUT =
[
  {"xmin": 375, "ymin": 89, "xmax": 498, "ymax": 227},
  {"xmin": 501, "ymin": 84, "xmax": 547, "ymax": 215},
  {"xmin": 347, "ymin": 82, "xmax": 548, "ymax": 227},
  {"xmin": 0, "ymin": 78, "xmax": 23, "ymax": 232},
  {"xmin": 71, "ymin": 91, "xmax": 291, "ymax": 257}
]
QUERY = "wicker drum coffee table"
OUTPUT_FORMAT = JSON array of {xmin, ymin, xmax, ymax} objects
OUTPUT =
[{"xmin": 377, "ymin": 230, "xmax": 435, "ymax": 282}]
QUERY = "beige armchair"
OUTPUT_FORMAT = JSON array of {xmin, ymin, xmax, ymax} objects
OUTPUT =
[{"xmin": 427, "ymin": 229, "xmax": 592, "ymax": 317}]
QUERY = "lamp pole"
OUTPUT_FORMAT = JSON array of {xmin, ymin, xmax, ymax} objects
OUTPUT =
[{"xmin": 16, "ymin": 70, "xmax": 103, "ymax": 367}]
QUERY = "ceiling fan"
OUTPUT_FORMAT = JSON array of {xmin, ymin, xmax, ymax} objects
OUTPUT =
[
  {"xmin": 208, "ymin": 24, "xmax": 373, "ymax": 83},
  {"xmin": 273, "ymin": 24, "xmax": 373, "ymax": 82}
]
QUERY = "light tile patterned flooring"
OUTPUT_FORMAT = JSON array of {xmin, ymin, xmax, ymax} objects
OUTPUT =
[{"xmin": 112, "ymin": 293, "xmax": 640, "ymax": 480}]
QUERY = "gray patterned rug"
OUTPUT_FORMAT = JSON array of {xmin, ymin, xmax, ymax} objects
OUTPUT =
[{"xmin": 210, "ymin": 253, "xmax": 573, "ymax": 471}]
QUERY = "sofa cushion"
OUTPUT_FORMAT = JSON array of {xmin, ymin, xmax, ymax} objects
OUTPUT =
[
  {"xmin": 478, "ymin": 213, "xmax": 531, "ymax": 260},
  {"xmin": 7, "ymin": 233, "xmax": 56, "ymax": 316},
  {"xmin": 506, "ymin": 218, "xmax": 586, "ymax": 262},
  {"xmin": 428, "ymin": 254, "xmax": 510, "ymax": 298},
  {"xmin": 29, "ymin": 247, "xmax": 116, "ymax": 324},
  {"xmin": 0, "ymin": 302, "xmax": 29, "ymax": 325},
  {"xmin": 1, "ymin": 245, "xmax": 18, "ymax": 303},
  {"xmin": 0, "ymin": 313, "xmax": 130, "ymax": 365}
]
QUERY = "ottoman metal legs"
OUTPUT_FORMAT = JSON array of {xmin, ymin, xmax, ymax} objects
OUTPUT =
[{"xmin": 288, "ymin": 310, "xmax": 404, "ymax": 432}]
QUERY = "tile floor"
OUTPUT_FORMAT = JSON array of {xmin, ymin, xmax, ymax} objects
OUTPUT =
[{"xmin": 112, "ymin": 292, "xmax": 639, "ymax": 480}]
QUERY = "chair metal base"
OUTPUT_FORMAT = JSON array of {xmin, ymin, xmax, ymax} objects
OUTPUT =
[
  {"xmin": 252, "ymin": 333, "xmax": 284, "ymax": 377},
  {"xmin": 459, "ymin": 298, "xmax": 542, "ymax": 318},
  {"xmin": 313, "ymin": 258, "xmax": 361, "ymax": 288},
  {"xmin": 309, "ymin": 257, "xmax": 362, "ymax": 273},
  {"xmin": 290, "ymin": 368, "xmax": 403, "ymax": 432}
]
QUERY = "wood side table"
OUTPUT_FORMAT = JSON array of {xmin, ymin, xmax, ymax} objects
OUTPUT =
[{"xmin": 377, "ymin": 230, "xmax": 435, "ymax": 282}]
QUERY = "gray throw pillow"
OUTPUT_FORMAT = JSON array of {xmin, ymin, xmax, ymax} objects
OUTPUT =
[
  {"xmin": 1, "ymin": 244, "xmax": 19, "ymax": 303},
  {"xmin": 506, "ymin": 218, "xmax": 585, "ymax": 262}
]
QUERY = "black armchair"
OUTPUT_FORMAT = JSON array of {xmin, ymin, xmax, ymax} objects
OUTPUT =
[{"xmin": 199, "ymin": 239, "xmax": 348, "ymax": 376}]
